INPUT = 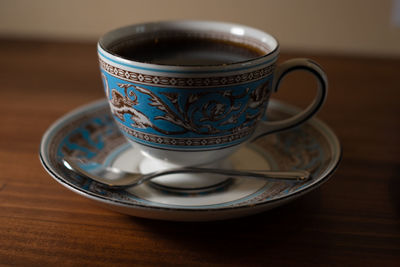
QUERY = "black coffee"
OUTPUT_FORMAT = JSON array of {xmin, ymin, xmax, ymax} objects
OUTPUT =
[{"xmin": 110, "ymin": 35, "xmax": 266, "ymax": 66}]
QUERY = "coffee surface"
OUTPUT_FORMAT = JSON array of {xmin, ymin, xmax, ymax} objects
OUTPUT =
[{"xmin": 110, "ymin": 35, "xmax": 266, "ymax": 66}]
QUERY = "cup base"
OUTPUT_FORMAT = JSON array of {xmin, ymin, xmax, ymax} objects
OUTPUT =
[{"xmin": 138, "ymin": 156, "xmax": 232, "ymax": 191}]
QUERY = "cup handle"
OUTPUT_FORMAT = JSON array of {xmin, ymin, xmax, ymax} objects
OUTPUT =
[{"xmin": 251, "ymin": 58, "xmax": 328, "ymax": 141}]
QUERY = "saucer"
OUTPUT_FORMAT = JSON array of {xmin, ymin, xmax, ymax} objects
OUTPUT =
[{"xmin": 40, "ymin": 99, "xmax": 341, "ymax": 221}]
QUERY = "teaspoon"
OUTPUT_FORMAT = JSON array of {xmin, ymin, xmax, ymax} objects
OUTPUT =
[{"xmin": 62, "ymin": 158, "xmax": 311, "ymax": 190}]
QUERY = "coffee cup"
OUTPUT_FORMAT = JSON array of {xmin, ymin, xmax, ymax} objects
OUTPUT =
[{"xmin": 97, "ymin": 20, "xmax": 327, "ymax": 170}]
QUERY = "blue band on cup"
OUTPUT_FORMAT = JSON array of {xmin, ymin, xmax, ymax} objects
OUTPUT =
[{"xmin": 100, "ymin": 59, "xmax": 275, "ymax": 150}]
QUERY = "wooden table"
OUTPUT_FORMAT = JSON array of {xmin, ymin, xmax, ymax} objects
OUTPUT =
[{"xmin": 0, "ymin": 39, "xmax": 399, "ymax": 266}]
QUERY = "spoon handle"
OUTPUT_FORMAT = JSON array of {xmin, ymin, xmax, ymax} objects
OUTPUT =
[{"xmin": 140, "ymin": 167, "xmax": 310, "ymax": 184}]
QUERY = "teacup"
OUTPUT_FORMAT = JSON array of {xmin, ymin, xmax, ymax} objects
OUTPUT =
[{"xmin": 97, "ymin": 20, "xmax": 327, "ymax": 172}]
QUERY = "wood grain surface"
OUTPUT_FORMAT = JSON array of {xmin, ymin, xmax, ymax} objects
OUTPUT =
[{"xmin": 0, "ymin": 39, "xmax": 399, "ymax": 266}]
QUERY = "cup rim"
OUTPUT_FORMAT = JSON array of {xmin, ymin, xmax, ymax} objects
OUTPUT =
[{"xmin": 98, "ymin": 20, "xmax": 280, "ymax": 72}]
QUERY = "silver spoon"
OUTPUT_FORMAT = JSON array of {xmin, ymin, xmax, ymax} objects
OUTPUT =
[{"xmin": 62, "ymin": 158, "xmax": 311, "ymax": 190}]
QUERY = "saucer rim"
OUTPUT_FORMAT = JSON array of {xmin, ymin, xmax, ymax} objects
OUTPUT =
[{"xmin": 39, "ymin": 99, "xmax": 341, "ymax": 213}]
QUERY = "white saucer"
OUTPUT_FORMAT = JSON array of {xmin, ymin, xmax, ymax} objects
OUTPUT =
[{"xmin": 40, "ymin": 99, "xmax": 341, "ymax": 221}]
